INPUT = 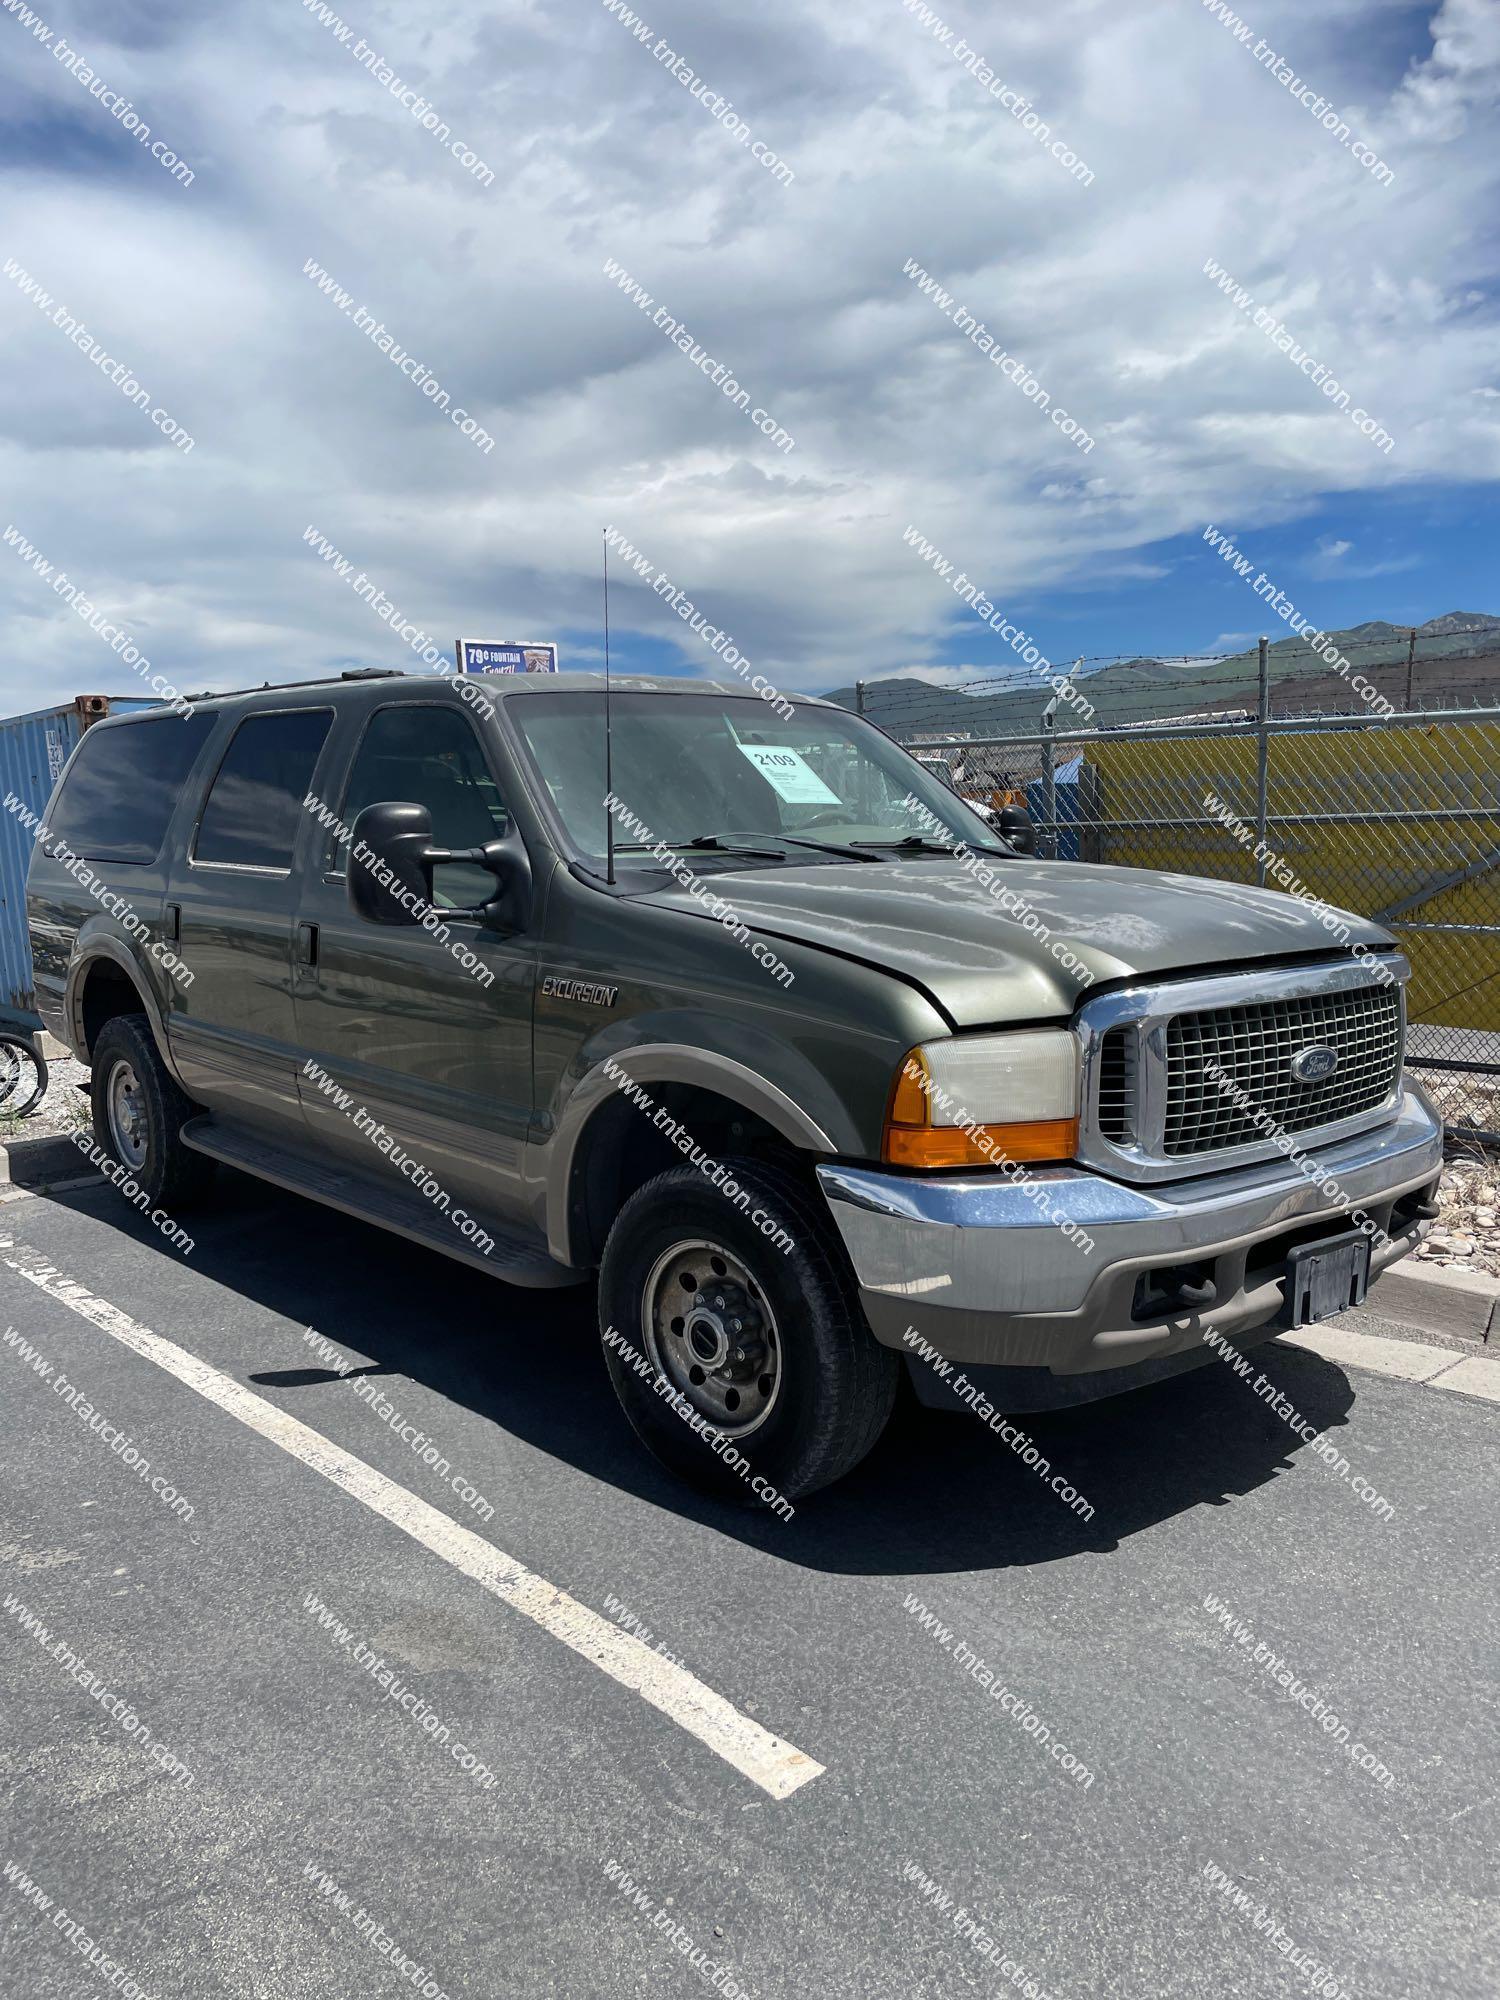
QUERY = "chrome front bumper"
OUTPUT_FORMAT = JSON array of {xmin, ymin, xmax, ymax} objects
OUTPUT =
[{"xmin": 817, "ymin": 1086, "xmax": 1443, "ymax": 1388}]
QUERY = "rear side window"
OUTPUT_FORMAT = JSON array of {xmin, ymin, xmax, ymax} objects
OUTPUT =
[
  {"xmin": 49, "ymin": 712, "xmax": 218, "ymax": 864},
  {"xmin": 194, "ymin": 709, "xmax": 333, "ymax": 870}
]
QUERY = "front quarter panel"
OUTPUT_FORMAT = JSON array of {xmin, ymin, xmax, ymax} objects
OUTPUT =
[{"xmin": 527, "ymin": 866, "xmax": 948, "ymax": 1258}]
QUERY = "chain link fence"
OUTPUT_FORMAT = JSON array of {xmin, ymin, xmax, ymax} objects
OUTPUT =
[{"xmin": 863, "ymin": 629, "xmax": 1500, "ymax": 1142}]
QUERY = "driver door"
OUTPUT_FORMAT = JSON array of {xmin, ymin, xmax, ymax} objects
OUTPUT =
[{"xmin": 292, "ymin": 698, "xmax": 536, "ymax": 1224}]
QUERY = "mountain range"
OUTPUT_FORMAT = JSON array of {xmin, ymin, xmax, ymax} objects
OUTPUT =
[{"xmin": 823, "ymin": 612, "xmax": 1500, "ymax": 737}]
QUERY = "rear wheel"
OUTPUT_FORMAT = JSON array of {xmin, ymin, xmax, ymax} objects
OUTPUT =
[
  {"xmin": 598, "ymin": 1158, "xmax": 899, "ymax": 1504},
  {"xmin": 90, "ymin": 1015, "xmax": 213, "ymax": 1211}
]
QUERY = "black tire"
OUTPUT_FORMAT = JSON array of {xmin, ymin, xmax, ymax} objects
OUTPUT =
[
  {"xmin": 90, "ymin": 1014, "xmax": 214, "ymax": 1211},
  {"xmin": 598, "ymin": 1157, "xmax": 899, "ymax": 1504},
  {"xmin": 0, "ymin": 1033, "xmax": 48, "ymax": 1119}
]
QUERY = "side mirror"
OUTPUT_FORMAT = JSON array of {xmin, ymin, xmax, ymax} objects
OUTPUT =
[
  {"xmin": 347, "ymin": 801, "xmax": 532, "ymax": 930},
  {"xmin": 998, "ymin": 805, "xmax": 1036, "ymax": 855}
]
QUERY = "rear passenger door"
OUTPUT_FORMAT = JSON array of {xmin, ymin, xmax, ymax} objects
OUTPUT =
[
  {"xmin": 166, "ymin": 703, "xmax": 335, "ymax": 1134},
  {"xmin": 291, "ymin": 699, "xmax": 538, "ymax": 1223}
]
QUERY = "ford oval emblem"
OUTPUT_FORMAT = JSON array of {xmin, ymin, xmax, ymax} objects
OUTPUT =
[{"xmin": 1291, "ymin": 1044, "xmax": 1339, "ymax": 1083}]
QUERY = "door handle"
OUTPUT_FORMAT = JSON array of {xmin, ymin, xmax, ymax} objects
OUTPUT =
[{"xmin": 296, "ymin": 922, "xmax": 319, "ymax": 967}]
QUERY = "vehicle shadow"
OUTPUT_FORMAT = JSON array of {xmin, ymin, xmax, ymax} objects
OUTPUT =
[{"xmin": 36, "ymin": 1168, "xmax": 1360, "ymax": 1579}]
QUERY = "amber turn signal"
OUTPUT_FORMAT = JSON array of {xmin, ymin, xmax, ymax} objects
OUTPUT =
[{"xmin": 882, "ymin": 1117, "xmax": 1080, "ymax": 1169}]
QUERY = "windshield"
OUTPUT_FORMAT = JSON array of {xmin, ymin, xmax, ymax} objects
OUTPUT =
[{"xmin": 507, "ymin": 691, "xmax": 998, "ymax": 863}]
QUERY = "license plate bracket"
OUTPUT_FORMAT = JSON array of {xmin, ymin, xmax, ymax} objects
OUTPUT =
[{"xmin": 1286, "ymin": 1228, "xmax": 1371, "ymax": 1330}]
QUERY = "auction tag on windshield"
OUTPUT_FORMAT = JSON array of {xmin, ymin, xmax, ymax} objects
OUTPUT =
[{"xmin": 737, "ymin": 744, "xmax": 841, "ymax": 805}]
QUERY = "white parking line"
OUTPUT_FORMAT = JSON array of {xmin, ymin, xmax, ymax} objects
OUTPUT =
[{"xmin": 0, "ymin": 1234, "xmax": 824, "ymax": 1801}]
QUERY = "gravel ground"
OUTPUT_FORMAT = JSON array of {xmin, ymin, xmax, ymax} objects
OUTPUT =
[{"xmin": 0, "ymin": 1052, "xmax": 91, "ymax": 1146}]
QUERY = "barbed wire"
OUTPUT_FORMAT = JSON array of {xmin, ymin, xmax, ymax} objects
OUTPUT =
[{"xmin": 837, "ymin": 624, "xmax": 1500, "ymax": 738}]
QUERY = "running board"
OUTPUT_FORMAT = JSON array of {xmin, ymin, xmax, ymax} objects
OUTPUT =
[{"xmin": 180, "ymin": 1116, "xmax": 582, "ymax": 1289}]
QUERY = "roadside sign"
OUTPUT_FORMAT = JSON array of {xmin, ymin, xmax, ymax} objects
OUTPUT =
[{"xmin": 455, "ymin": 639, "xmax": 559, "ymax": 675}]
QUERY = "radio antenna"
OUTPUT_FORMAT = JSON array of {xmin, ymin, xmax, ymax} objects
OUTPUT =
[{"xmin": 603, "ymin": 530, "xmax": 616, "ymax": 886}]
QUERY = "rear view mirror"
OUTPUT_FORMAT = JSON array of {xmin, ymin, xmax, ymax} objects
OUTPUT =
[
  {"xmin": 998, "ymin": 805, "xmax": 1036, "ymax": 856},
  {"xmin": 348, "ymin": 801, "xmax": 435, "ymax": 925},
  {"xmin": 347, "ymin": 800, "xmax": 532, "ymax": 930}
]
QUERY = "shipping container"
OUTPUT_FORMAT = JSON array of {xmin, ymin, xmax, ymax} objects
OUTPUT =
[{"xmin": 0, "ymin": 694, "xmax": 161, "ymax": 1033}]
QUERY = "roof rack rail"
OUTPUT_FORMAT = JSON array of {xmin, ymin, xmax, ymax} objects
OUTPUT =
[{"xmin": 173, "ymin": 668, "xmax": 418, "ymax": 702}]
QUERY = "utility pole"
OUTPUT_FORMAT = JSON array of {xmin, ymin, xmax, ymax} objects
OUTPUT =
[{"xmin": 1404, "ymin": 627, "xmax": 1416, "ymax": 711}]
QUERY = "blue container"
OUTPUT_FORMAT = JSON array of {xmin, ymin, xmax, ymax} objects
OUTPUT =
[{"xmin": 0, "ymin": 694, "xmax": 160, "ymax": 1033}]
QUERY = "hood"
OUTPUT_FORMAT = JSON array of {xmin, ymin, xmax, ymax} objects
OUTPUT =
[{"xmin": 638, "ymin": 858, "xmax": 1394, "ymax": 1028}]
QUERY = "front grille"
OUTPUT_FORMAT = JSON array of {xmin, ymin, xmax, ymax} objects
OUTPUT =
[
  {"xmin": 1162, "ymin": 984, "xmax": 1401, "ymax": 1158},
  {"xmin": 1097, "ymin": 1027, "xmax": 1136, "ymax": 1145}
]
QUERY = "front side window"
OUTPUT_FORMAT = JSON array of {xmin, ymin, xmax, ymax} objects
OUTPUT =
[
  {"xmin": 339, "ymin": 704, "xmax": 508, "ymax": 909},
  {"xmin": 194, "ymin": 709, "xmax": 333, "ymax": 870},
  {"xmin": 48, "ymin": 712, "xmax": 217, "ymax": 864}
]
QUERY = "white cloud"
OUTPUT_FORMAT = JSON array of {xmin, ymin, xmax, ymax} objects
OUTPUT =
[{"xmin": 0, "ymin": 0, "xmax": 1496, "ymax": 713}]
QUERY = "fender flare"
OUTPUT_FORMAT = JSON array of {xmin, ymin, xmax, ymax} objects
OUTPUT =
[
  {"xmin": 66, "ymin": 939, "xmax": 187, "ymax": 1088},
  {"xmin": 546, "ymin": 1043, "xmax": 848, "ymax": 1267}
]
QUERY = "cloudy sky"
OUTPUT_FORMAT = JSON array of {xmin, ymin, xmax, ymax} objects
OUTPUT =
[{"xmin": 1, "ymin": 0, "xmax": 1497, "ymax": 717}]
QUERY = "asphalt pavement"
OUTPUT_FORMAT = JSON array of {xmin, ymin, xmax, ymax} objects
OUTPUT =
[{"xmin": 2, "ymin": 1165, "xmax": 1496, "ymax": 1999}]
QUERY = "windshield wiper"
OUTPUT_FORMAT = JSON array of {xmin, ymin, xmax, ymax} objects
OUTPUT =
[
  {"xmin": 687, "ymin": 831, "xmax": 882, "ymax": 863},
  {"xmin": 855, "ymin": 835, "xmax": 1018, "ymax": 858}
]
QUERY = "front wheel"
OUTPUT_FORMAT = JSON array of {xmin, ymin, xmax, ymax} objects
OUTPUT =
[{"xmin": 598, "ymin": 1158, "xmax": 899, "ymax": 1505}]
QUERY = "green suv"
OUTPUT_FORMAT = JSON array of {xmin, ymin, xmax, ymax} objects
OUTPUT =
[{"xmin": 27, "ymin": 672, "xmax": 1442, "ymax": 1501}]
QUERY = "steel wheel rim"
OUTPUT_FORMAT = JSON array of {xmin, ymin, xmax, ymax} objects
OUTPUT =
[
  {"xmin": 641, "ymin": 1237, "xmax": 783, "ymax": 1439},
  {"xmin": 107, "ymin": 1059, "xmax": 149, "ymax": 1171}
]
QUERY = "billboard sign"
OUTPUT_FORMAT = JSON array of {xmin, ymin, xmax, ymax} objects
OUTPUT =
[{"xmin": 455, "ymin": 639, "xmax": 559, "ymax": 675}]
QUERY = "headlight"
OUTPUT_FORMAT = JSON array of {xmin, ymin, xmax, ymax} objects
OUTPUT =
[{"xmin": 883, "ymin": 1030, "xmax": 1079, "ymax": 1169}]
